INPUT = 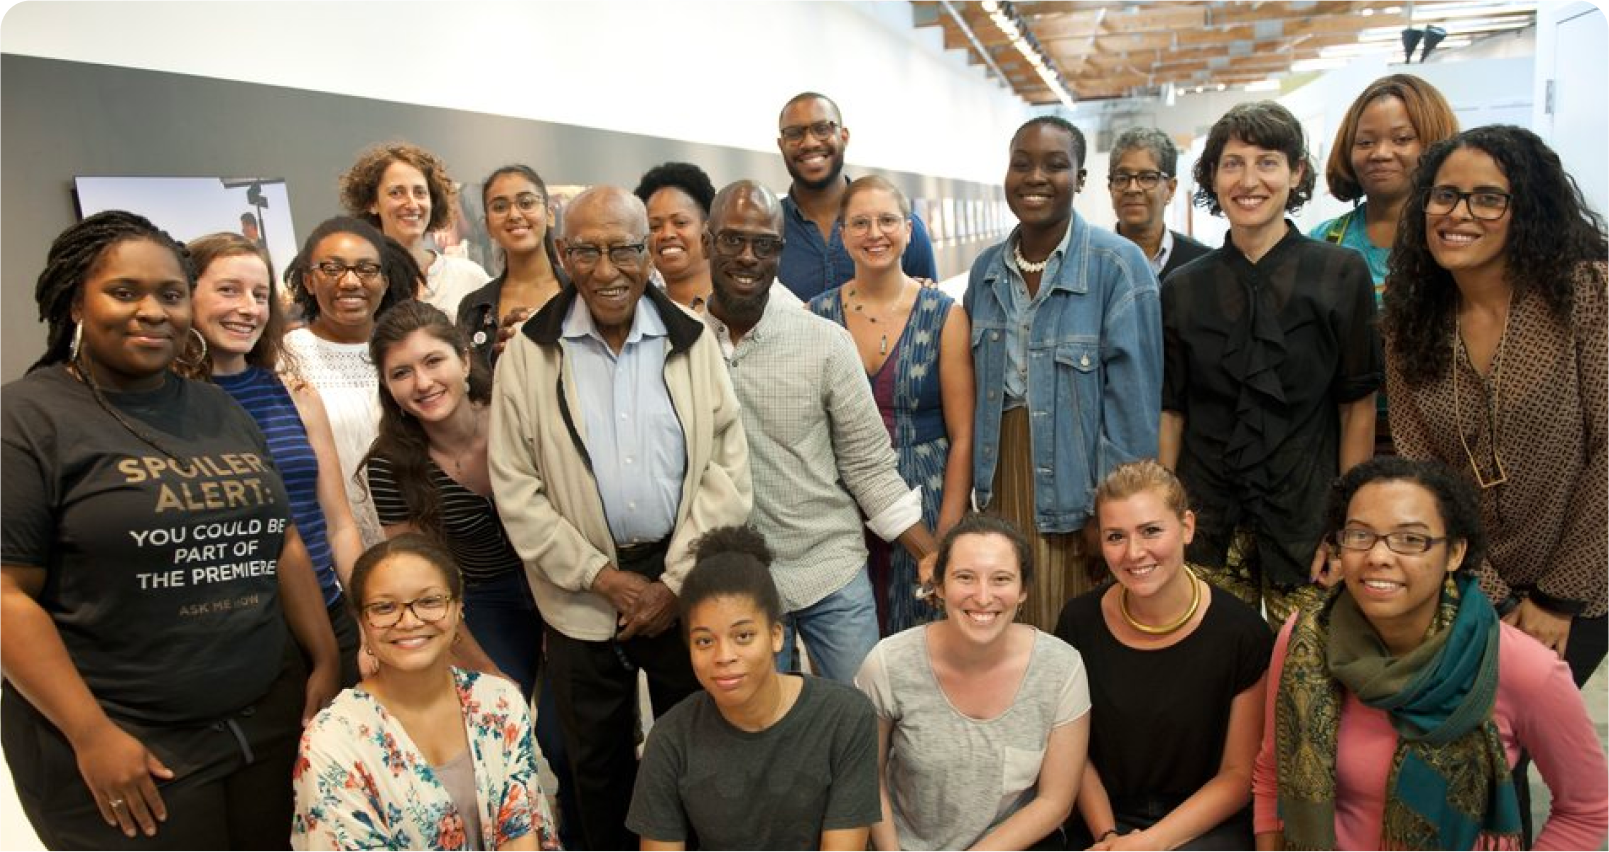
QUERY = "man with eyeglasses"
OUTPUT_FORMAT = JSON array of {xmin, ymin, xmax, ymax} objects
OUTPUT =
[
  {"xmin": 488, "ymin": 185, "xmax": 752, "ymax": 850},
  {"xmin": 700, "ymin": 179, "xmax": 938, "ymax": 684},
  {"xmin": 1107, "ymin": 127, "xmax": 1211, "ymax": 281},
  {"xmin": 775, "ymin": 92, "xmax": 938, "ymax": 301}
]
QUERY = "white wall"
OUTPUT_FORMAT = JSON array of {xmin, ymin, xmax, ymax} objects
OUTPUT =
[
  {"xmin": 1534, "ymin": 2, "xmax": 1608, "ymax": 218},
  {"xmin": 0, "ymin": 1, "xmax": 1029, "ymax": 186}
]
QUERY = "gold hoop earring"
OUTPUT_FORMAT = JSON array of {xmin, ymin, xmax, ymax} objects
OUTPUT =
[{"xmin": 177, "ymin": 327, "xmax": 208, "ymax": 369}]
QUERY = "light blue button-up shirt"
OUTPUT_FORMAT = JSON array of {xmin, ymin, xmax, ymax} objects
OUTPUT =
[
  {"xmin": 560, "ymin": 296, "xmax": 685, "ymax": 546},
  {"xmin": 1002, "ymin": 220, "xmax": 1077, "ymax": 407}
]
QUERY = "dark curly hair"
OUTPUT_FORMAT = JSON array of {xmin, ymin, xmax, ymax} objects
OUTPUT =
[
  {"xmin": 633, "ymin": 162, "xmax": 716, "ymax": 220},
  {"xmin": 339, "ymin": 141, "xmax": 458, "ymax": 234},
  {"xmin": 935, "ymin": 513, "xmax": 1035, "ymax": 588},
  {"xmin": 1323, "ymin": 74, "xmax": 1459, "ymax": 204},
  {"xmin": 1192, "ymin": 101, "xmax": 1316, "ymax": 216},
  {"xmin": 1324, "ymin": 456, "xmax": 1486, "ymax": 576},
  {"xmin": 359, "ymin": 300, "xmax": 491, "ymax": 542},
  {"xmin": 680, "ymin": 525, "xmax": 783, "ymax": 630},
  {"xmin": 1383, "ymin": 125, "xmax": 1608, "ymax": 387}
]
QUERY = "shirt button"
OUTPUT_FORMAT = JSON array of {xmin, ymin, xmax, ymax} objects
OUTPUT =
[
  {"xmin": 620, "ymin": 412, "xmax": 629, "ymax": 420},
  {"xmin": 624, "ymin": 457, "xmax": 633, "ymax": 465},
  {"xmin": 1080, "ymin": 355, "xmax": 1091, "ymax": 367},
  {"xmin": 990, "ymin": 332, "xmax": 1000, "ymax": 341}
]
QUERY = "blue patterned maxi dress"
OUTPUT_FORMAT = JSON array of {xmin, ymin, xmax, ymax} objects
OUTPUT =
[{"xmin": 810, "ymin": 285, "xmax": 955, "ymax": 634}]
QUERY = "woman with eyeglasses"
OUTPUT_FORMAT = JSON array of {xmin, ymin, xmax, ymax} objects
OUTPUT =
[
  {"xmin": 807, "ymin": 176, "xmax": 973, "ymax": 635},
  {"xmin": 3, "ymin": 211, "xmax": 339, "ymax": 848},
  {"xmin": 281, "ymin": 217, "xmax": 410, "ymax": 548},
  {"xmin": 636, "ymin": 162, "xmax": 717, "ymax": 312},
  {"xmin": 456, "ymin": 165, "xmax": 567, "ymax": 369},
  {"xmin": 1383, "ymin": 125, "xmax": 1607, "ymax": 687},
  {"xmin": 1251, "ymin": 457, "xmax": 1607, "ymax": 850},
  {"xmin": 340, "ymin": 142, "xmax": 490, "ymax": 318},
  {"xmin": 184, "ymin": 232, "xmax": 366, "ymax": 687},
  {"xmin": 361, "ymin": 299, "xmax": 580, "ymax": 848},
  {"xmin": 293, "ymin": 534, "xmax": 560, "ymax": 851}
]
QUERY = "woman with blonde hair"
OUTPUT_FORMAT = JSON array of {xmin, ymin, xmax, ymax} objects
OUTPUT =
[{"xmin": 1056, "ymin": 460, "xmax": 1269, "ymax": 849}]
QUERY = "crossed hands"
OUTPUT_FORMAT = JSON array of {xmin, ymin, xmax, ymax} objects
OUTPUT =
[{"xmin": 593, "ymin": 566, "xmax": 678, "ymax": 639}]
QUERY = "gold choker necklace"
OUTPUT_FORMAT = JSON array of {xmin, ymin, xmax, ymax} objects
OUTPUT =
[{"xmin": 1120, "ymin": 568, "xmax": 1201, "ymax": 635}]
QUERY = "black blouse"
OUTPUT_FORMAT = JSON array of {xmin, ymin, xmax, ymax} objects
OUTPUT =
[{"xmin": 1161, "ymin": 223, "xmax": 1381, "ymax": 586}]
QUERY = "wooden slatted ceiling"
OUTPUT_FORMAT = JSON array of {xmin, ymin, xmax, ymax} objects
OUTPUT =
[{"xmin": 915, "ymin": 1, "xmax": 1536, "ymax": 102}]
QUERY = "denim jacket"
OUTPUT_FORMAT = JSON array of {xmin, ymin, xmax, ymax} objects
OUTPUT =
[{"xmin": 964, "ymin": 214, "xmax": 1163, "ymax": 533}]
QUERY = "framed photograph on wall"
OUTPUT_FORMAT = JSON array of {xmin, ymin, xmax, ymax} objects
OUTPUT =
[{"xmin": 74, "ymin": 176, "xmax": 299, "ymax": 277}]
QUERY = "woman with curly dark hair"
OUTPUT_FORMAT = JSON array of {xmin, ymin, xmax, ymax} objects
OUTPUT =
[
  {"xmin": 634, "ymin": 162, "xmax": 717, "ymax": 310},
  {"xmin": 1382, "ymin": 124, "xmax": 1607, "ymax": 688},
  {"xmin": 339, "ymin": 141, "xmax": 490, "ymax": 317},
  {"xmin": 1162, "ymin": 101, "xmax": 1382, "ymax": 627}
]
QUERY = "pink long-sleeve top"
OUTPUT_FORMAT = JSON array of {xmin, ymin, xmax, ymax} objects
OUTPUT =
[{"xmin": 1253, "ymin": 618, "xmax": 1607, "ymax": 850}]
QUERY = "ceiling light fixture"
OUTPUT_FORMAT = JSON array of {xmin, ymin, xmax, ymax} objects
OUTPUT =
[{"xmin": 981, "ymin": 0, "xmax": 1075, "ymax": 108}]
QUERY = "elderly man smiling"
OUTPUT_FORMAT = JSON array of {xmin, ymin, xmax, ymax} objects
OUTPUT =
[{"xmin": 489, "ymin": 185, "xmax": 751, "ymax": 850}]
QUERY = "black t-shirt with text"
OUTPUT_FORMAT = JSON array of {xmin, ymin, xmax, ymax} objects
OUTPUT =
[{"xmin": 2, "ymin": 367, "xmax": 291, "ymax": 725}]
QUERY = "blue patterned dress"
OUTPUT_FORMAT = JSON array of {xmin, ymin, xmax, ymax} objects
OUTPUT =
[{"xmin": 810, "ymin": 285, "xmax": 955, "ymax": 634}]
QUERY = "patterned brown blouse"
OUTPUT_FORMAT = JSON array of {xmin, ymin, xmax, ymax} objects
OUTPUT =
[{"xmin": 1386, "ymin": 261, "xmax": 1608, "ymax": 618}]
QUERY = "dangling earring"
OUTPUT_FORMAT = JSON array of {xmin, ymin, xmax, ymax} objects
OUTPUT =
[
  {"xmin": 177, "ymin": 327, "xmax": 209, "ymax": 369},
  {"xmin": 69, "ymin": 322, "xmax": 82, "ymax": 362}
]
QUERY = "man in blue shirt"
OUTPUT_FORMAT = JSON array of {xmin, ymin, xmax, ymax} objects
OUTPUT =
[{"xmin": 776, "ymin": 92, "xmax": 938, "ymax": 301}]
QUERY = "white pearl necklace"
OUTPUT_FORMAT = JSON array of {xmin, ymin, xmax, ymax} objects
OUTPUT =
[{"xmin": 1013, "ymin": 241, "xmax": 1050, "ymax": 274}]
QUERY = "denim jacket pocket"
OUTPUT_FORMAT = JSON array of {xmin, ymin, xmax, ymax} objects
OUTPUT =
[{"xmin": 1051, "ymin": 341, "xmax": 1102, "ymax": 484}]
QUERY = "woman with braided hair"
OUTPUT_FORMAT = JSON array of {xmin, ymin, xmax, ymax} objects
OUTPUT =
[
  {"xmin": 0, "ymin": 210, "xmax": 340, "ymax": 848},
  {"xmin": 1251, "ymin": 457, "xmax": 1606, "ymax": 850}
]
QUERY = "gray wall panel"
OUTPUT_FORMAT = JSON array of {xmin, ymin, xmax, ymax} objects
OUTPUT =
[{"xmin": 3, "ymin": 54, "xmax": 1003, "ymax": 380}]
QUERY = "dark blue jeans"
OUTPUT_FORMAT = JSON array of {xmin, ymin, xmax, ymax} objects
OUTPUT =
[{"xmin": 463, "ymin": 572, "xmax": 583, "ymax": 848}]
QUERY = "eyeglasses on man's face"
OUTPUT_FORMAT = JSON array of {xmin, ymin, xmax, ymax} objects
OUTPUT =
[
  {"xmin": 312, "ymin": 260, "xmax": 384, "ymax": 283},
  {"xmin": 486, "ymin": 193, "xmax": 545, "ymax": 217},
  {"xmin": 1334, "ymin": 528, "xmax": 1448, "ymax": 555},
  {"xmin": 1425, "ymin": 186, "xmax": 1511, "ymax": 221},
  {"xmin": 362, "ymin": 593, "xmax": 455, "ymax": 629},
  {"xmin": 780, "ymin": 121, "xmax": 839, "ymax": 144},
  {"xmin": 711, "ymin": 231, "xmax": 784, "ymax": 259},
  {"xmin": 564, "ymin": 243, "xmax": 647, "ymax": 270},
  {"xmin": 1108, "ymin": 170, "xmax": 1169, "ymax": 191},
  {"xmin": 845, "ymin": 214, "xmax": 907, "ymax": 237}
]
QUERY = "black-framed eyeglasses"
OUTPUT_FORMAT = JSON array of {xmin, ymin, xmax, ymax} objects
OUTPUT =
[
  {"xmin": 1108, "ymin": 170, "xmax": 1169, "ymax": 191},
  {"xmin": 711, "ymin": 231, "xmax": 785, "ymax": 259},
  {"xmin": 564, "ymin": 243, "xmax": 646, "ymax": 269},
  {"xmin": 361, "ymin": 593, "xmax": 455, "ymax": 629},
  {"xmin": 1425, "ymin": 186, "xmax": 1511, "ymax": 221},
  {"xmin": 779, "ymin": 120, "xmax": 839, "ymax": 143},
  {"xmin": 312, "ymin": 260, "xmax": 384, "ymax": 283},
  {"xmin": 1335, "ymin": 528, "xmax": 1448, "ymax": 555},
  {"xmin": 486, "ymin": 193, "xmax": 545, "ymax": 217},
  {"xmin": 845, "ymin": 214, "xmax": 907, "ymax": 236}
]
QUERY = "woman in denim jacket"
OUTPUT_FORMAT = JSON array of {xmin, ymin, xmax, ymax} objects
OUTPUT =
[{"xmin": 964, "ymin": 116, "xmax": 1164, "ymax": 631}]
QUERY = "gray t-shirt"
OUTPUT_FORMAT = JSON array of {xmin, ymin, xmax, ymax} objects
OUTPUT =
[
  {"xmin": 856, "ymin": 626, "xmax": 1091, "ymax": 850},
  {"xmin": 627, "ymin": 675, "xmax": 881, "ymax": 849}
]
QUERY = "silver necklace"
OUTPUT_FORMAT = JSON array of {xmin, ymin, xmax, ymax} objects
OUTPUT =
[{"xmin": 1013, "ymin": 241, "xmax": 1050, "ymax": 274}]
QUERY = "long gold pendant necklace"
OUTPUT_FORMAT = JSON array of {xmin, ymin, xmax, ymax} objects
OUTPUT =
[{"xmin": 1452, "ymin": 299, "xmax": 1510, "ymax": 489}]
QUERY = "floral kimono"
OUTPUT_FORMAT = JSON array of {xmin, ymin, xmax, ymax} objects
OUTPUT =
[{"xmin": 292, "ymin": 668, "xmax": 559, "ymax": 850}]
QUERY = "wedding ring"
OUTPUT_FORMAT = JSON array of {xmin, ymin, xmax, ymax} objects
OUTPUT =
[{"xmin": 109, "ymin": 798, "xmax": 125, "ymax": 809}]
